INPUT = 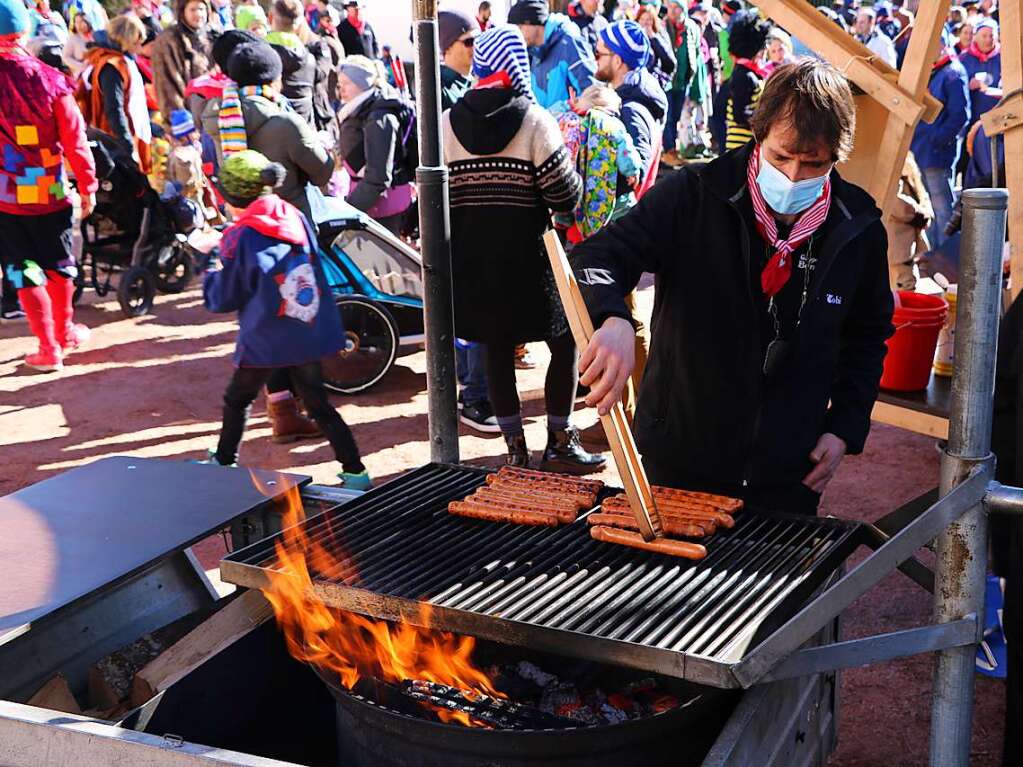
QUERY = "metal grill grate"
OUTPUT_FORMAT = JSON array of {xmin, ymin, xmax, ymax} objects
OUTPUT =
[{"xmin": 222, "ymin": 464, "xmax": 862, "ymax": 688}]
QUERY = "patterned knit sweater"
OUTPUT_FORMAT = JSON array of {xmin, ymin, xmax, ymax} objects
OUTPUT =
[{"xmin": 444, "ymin": 89, "xmax": 582, "ymax": 343}]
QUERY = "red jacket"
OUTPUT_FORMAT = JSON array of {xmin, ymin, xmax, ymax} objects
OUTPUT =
[{"xmin": 0, "ymin": 52, "xmax": 98, "ymax": 216}]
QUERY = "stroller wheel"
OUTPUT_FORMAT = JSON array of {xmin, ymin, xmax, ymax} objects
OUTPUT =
[
  {"xmin": 322, "ymin": 296, "xmax": 398, "ymax": 395},
  {"xmin": 154, "ymin": 241, "xmax": 194, "ymax": 294},
  {"xmin": 117, "ymin": 265, "xmax": 156, "ymax": 317}
]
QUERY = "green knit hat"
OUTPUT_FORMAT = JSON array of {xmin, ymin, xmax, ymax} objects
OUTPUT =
[
  {"xmin": 214, "ymin": 150, "xmax": 286, "ymax": 207},
  {"xmin": 234, "ymin": 2, "xmax": 268, "ymax": 33}
]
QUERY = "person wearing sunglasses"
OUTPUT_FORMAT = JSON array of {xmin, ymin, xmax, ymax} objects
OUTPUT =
[
  {"xmin": 438, "ymin": 9, "xmax": 479, "ymax": 112},
  {"xmin": 572, "ymin": 59, "xmax": 895, "ymax": 515}
]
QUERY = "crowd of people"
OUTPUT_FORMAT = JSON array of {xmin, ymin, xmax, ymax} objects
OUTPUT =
[{"xmin": 0, "ymin": 0, "xmax": 1010, "ymax": 482}]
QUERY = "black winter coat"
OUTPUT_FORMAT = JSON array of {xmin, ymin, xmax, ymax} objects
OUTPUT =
[
  {"xmin": 335, "ymin": 88, "xmax": 414, "ymax": 214},
  {"xmin": 572, "ymin": 142, "xmax": 895, "ymax": 503},
  {"xmin": 337, "ymin": 19, "xmax": 378, "ymax": 59}
]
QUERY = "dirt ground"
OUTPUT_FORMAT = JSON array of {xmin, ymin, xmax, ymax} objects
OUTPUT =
[{"xmin": 0, "ymin": 281, "xmax": 1006, "ymax": 765}]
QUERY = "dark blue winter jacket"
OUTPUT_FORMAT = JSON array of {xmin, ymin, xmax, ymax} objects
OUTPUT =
[
  {"xmin": 966, "ymin": 123, "xmax": 1005, "ymax": 189},
  {"xmin": 528, "ymin": 13, "xmax": 598, "ymax": 110},
  {"xmin": 911, "ymin": 58, "xmax": 970, "ymax": 171},
  {"xmin": 617, "ymin": 68, "xmax": 669, "ymax": 179},
  {"xmin": 204, "ymin": 195, "xmax": 344, "ymax": 367},
  {"xmin": 959, "ymin": 49, "xmax": 1002, "ymax": 123}
]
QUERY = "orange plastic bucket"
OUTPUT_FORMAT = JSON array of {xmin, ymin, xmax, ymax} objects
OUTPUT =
[{"xmin": 880, "ymin": 291, "xmax": 948, "ymax": 391}]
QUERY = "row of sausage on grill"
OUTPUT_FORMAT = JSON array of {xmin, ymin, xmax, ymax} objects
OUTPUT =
[{"xmin": 447, "ymin": 466, "xmax": 743, "ymax": 560}]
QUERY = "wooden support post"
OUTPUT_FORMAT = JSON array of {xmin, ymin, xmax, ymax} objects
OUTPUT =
[
  {"xmin": 754, "ymin": 0, "xmax": 939, "ymax": 122},
  {"xmin": 755, "ymin": 0, "xmax": 945, "ymax": 218},
  {"xmin": 869, "ymin": 0, "xmax": 951, "ymax": 216},
  {"xmin": 997, "ymin": 0, "xmax": 1023, "ymax": 298}
]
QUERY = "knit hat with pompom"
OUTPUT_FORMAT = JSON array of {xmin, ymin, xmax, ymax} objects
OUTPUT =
[{"xmin": 214, "ymin": 150, "xmax": 287, "ymax": 207}]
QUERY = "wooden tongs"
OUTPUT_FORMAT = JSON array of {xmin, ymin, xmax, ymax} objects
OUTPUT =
[{"xmin": 542, "ymin": 231, "xmax": 663, "ymax": 541}]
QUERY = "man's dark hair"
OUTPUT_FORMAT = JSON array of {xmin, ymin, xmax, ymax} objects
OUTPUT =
[
  {"xmin": 749, "ymin": 59, "xmax": 856, "ymax": 162},
  {"xmin": 479, "ymin": 1, "xmax": 490, "ymax": 10}
]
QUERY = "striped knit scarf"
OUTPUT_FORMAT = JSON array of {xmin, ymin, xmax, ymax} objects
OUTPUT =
[
  {"xmin": 218, "ymin": 84, "xmax": 284, "ymax": 157},
  {"xmin": 747, "ymin": 145, "xmax": 832, "ymax": 297}
]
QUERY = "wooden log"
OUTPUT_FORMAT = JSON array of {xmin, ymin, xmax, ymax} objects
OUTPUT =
[
  {"xmin": 130, "ymin": 589, "xmax": 273, "ymax": 707},
  {"xmin": 26, "ymin": 674, "xmax": 81, "ymax": 715}
]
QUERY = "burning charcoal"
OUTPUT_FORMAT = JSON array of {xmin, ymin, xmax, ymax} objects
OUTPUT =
[
  {"xmin": 599, "ymin": 702, "xmax": 630, "ymax": 724},
  {"xmin": 351, "ymin": 677, "xmax": 439, "ymax": 721},
  {"xmin": 514, "ymin": 660, "xmax": 557, "ymax": 688},
  {"xmin": 606, "ymin": 692, "xmax": 641, "ymax": 719},
  {"xmin": 401, "ymin": 679, "xmax": 576, "ymax": 730},
  {"xmin": 539, "ymin": 681, "xmax": 601, "ymax": 724}
]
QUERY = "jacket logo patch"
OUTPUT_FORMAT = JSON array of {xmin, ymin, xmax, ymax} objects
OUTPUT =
[
  {"xmin": 275, "ymin": 263, "xmax": 320, "ymax": 323},
  {"xmin": 826, "ymin": 293, "xmax": 843, "ymax": 305},
  {"xmin": 578, "ymin": 268, "xmax": 616, "ymax": 286}
]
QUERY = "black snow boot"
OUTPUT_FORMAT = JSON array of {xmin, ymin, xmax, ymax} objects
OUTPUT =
[
  {"xmin": 504, "ymin": 433, "xmax": 530, "ymax": 468},
  {"xmin": 540, "ymin": 427, "xmax": 606, "ymax": 475}
]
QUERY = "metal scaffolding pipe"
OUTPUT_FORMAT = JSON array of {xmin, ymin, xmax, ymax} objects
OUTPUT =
[
  {"xmin": 412, "ymin": 0, "xmax": 459, "ymax": 464},
  {"xmin": 986, "ymin": 482, "xmax": 1023, "ymax": 515},
  {"xmin": 929, "ymin": 189, "xmax": 1008, "ymax": 766}
]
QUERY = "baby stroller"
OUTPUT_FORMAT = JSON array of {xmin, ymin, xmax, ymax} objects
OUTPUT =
[
  {"xmin": 76, "ymin": 129, "xmax": 206, "ymax": 317},
  {"xmin": 313, "ymin": 197, "xmax": 425, "ymax": 394}
]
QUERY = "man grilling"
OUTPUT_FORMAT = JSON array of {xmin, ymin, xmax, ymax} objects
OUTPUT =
[{"xmin": 572, "ymin": 60, "xmax": 894, "ymax": 514}]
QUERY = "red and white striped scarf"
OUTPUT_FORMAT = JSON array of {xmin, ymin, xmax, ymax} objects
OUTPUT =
[{"xmin": 746, "ymin": 145, "xmax": 832, "ymax": 297}]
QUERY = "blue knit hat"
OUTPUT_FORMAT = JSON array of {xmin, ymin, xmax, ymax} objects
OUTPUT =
[
  {"xmin": 0, "ymin": 0, "xmax": 31, "ymax": 36},
  {"xmin": 599, "ymin": 20, "xmax": 651, "ymax": 71},
  {"xmin": 169, "ymin": 109, "xmax": 195, "ymax": 139},
  {"xmin": 472, "ymin": 25, "xmax": 536, "ymax": 103}
]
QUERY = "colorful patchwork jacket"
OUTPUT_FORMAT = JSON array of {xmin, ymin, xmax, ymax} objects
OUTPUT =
[
  {"xmin": 0, "ymin": 51, "xmax": 98, "ymax": 216},
  {"xmin": 203, "ymin": 194, "xmax": 344, "ymax": 368}
]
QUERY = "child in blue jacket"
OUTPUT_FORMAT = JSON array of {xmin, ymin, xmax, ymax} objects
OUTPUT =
[{"xmin": 203, "ymin": 149, "xmax": 371, "ymax": 489}]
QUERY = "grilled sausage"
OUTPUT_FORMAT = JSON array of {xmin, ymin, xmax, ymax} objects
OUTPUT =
[
  {"xmin": 602, "ymin": 496, "xmax": 735, "ymax": 529},
  {"xmin": 602, "ymin": 492, "xmax": 720, "ymax": 514},
  {"xmin": 597, "ymin": 505, "xmax": 717, "ymax": 534},
  {"xmin": 586, "ymin": 513, "xmax": 706, "ymax": 539},
  {"xmin": 496, "ymin": 467, "xmax": 603, "ymax": 494},
  {"xmin": 485, "ymin": 477, "xmax": 596, "ymax": 508},
  {"xmin": 461, "ymin": 496, "xmax": 577, "ymax": 524},
  {"xmin": 448, "ymin": 501, "xmax": 559, "ymax": 526},
  {"xmin": 472, "ymin": 487, "xmax": 583, "ymax": 514},
  {"xmin": 589, "ymin": 526, "xmax": 708, "ymax": 560},
  {"xmin": 481, "ymin": 478, "xmax": 592, "ymax": 509},
  {"xmin": 488, "ymin": 471, "xmax": 600, "ymax": 498},
  {"xmin": 652, "ymin": 486, "xmax": 743, "ymax": 513}
]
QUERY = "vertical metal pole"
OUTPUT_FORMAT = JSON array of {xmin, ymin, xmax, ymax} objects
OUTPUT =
[
  {"xmin": 929, "ymin": 189, "xmax": 1007, "ymax": 766},
  {"xmin": 412, "ymin": 0, "xmax": 459, "ymax": 464}
]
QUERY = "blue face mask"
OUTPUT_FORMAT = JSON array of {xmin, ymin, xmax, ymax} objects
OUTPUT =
[{"xmin": 756, "ymin": 155, "xmax": 831, "ymax": 215}]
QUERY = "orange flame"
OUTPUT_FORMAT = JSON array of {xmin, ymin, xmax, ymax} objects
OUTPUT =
[{"xmin": 252, "ymin": 476, "xmax": 503, "ymax": 726}]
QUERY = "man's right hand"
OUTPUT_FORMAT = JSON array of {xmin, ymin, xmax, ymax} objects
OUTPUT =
[{"xmin": 579, "ymin": 316, "xmax": 636, "ymax": 416}]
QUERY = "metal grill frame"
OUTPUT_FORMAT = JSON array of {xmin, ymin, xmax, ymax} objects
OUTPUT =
[{"xmin": 221, "ymin": 464, "xmax": 864, "ymax": 689}]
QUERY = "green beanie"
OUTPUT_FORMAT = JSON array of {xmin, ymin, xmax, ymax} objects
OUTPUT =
[
  {"xmin": 215, "ymin": 150, "xmax": 286, "ymax": 207},
  {"xmin": 234, "ymin": 3, "xmax": 268, "ymax": 34}
]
